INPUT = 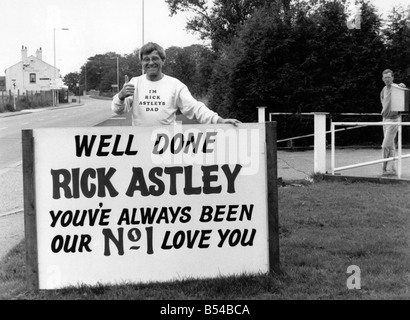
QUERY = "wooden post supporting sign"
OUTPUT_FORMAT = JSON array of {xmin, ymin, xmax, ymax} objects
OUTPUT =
[
  {"xmin": 22, "ymin": 129, "xmax": 39, "ymax": 290},
  {"xmin": 265, "ymin": 122, "xmax": 280, "ymax": 273}
]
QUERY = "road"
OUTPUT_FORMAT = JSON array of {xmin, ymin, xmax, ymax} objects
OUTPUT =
[
  {"xmin": 0, "ymin": 96, "xmax": 122, "ymax": 259},
  {"xmin": 0, "ymin": 96, "xmax": 120, "ymax": 170}
]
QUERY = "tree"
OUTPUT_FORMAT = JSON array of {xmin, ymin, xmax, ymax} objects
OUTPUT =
[
  {"xmin": 303, "ymin": 0, "xmax": 386, "ymax": 114},
  {"xmin": 81, "ymin": 54, "xmax": 105, "ymax": 92},
  {"xmin": 163, "ymin": 44, "xmax": 215, "ymax": 98},
  {"xmin": 165, "ymin": 0, "xmax": 290, "ymax": 50},
  {"xmin": 122, "ymin": 49, "xmax": 143, "ymax": 80},
  {"xmin": 382, "ymin": 5, "xmax": 410, "ymax": 84},
  {"xmin": 164, "ymin": 46, "xmax": 197, "ymax": 89},
  {"xmin": 190, "ymin": 44, "xmax": 216, "ymax": 97},
  {"xmin": 208, "ymin": 1, "xmax": 305, "ymax": 121},
  {"xmin": 165, "ymin": 0, "xmax": 406, "ymax": 146},
  {"xmin": 75, "ymin": 45, "xmax": 215, "ymax": 98},
  {"xmin": 80, "ymin": 52, "xmax": 134, "ymax": 95},
  {"xmin": 207, "ymin": 0, "xmax": 387, "ymax": 143},
  {"xmin": 63, "ymin": 72, "xmax": 80, "ymax": 93}
]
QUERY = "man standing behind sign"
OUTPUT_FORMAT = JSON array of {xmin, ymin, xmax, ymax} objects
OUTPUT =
[
  {"xmin": 380, "ymin": 69, "xmax": 406, "ymax": 176},
  {"xmin": 111, "ymin": 42, "xmax": 240, "ymax": 127}
]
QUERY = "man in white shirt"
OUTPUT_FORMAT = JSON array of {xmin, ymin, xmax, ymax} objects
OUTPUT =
[
  {"xmin": 111, "ymin": 42, "xmax": 240, "ymax": 127},
  {"xmin": 380, "ymin": 69, "xmax": 406, "ymax": 176}
]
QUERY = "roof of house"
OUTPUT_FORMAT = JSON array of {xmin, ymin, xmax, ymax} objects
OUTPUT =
[{"xmin": 5, "ymin": 55, "xmax": 58, "ymax": 72}]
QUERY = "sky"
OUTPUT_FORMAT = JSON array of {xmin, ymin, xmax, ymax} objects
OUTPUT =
[
  {"xmin": 0, "ymin": 0, "xmax": 408, "ymax": 77},
  {"xmin": 0, "ymin": 0, "xmax": 208, "ymax": 76}
]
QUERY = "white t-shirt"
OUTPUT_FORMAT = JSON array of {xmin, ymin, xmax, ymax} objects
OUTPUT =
[
  {"xmin": 380, "ymin": 85, "xmax": 400, "ymax": 119},
  {"xmin": 111, "ymin": 75, "xmax": 221, "ymax": 126}
]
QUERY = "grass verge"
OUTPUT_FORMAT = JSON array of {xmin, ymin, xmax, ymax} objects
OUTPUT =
[{"xmin": 1, "ymin": 181, "xmax": 409, "ymax": 300}]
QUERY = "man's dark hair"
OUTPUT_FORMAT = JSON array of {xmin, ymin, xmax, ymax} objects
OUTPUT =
[
  {"xmin": 139, "ymin": 42, "xmax": 166, "ymax": 61},
  {"xmin": 382, "ymin": 69, "xmax": 394, "ymax": 77}
]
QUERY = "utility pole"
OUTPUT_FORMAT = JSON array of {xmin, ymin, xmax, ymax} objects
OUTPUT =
[
  {"xmin": 117, "ymin": 56, "xmax": 120, "ymax": 93},
  {"xmin": 53, "ymin": 27, "xmax": 69, "ymax": 106},
  {"xmin": 84, "ymin": 63, "xmax": 87, "ymax": 94},
  {"xmin": 12, "ymin": 79, "xmax": 16, "ymax": 110},
  {"xmin": 142, "ymin": 0, "xmax": 145, "ymax": 75}
]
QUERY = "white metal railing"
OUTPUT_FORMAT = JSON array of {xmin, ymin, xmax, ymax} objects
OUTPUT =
[
  {"xmin": 258, "ymin": 108, "xmax": 410, "ymax": 177},
  {"xmin": 268, "ymin": 112, "xmax": 379, "ymax": 143},
  {"xmin": 269, "ymin": 112, "xmax": 381, "ymax": 122},
  {"xmin": 331, "ymin": 120, "xmax": 410, "ymax": 179},
  {"xmin": 277, "ymin": 125, "xmax": 368, "ymax": 143}
]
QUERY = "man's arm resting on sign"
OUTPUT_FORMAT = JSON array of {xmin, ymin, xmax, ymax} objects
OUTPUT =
[{"xmin": 217, "ymin": 117, "xmax": 241, "ymax": 126}]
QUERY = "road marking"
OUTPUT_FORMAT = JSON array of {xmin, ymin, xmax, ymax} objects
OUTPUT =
[
  {"xmin": 111, "ymin": 117, "xmax": 127, "ymax": 120},
  {"xmin": 0, "ymin": 209, "xmax": 23, "ymax": 218}
]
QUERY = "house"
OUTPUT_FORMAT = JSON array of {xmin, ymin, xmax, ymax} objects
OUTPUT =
[{"xmin": 4, "ymin": 46, "xmax": 62, "ymax": 92}]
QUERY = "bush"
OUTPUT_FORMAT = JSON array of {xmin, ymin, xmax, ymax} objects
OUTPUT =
[
  {"xmin": 5, "ymin": 103, "xmax": 15, "ymax": 112},
  {"xmin": 18, "ymin": 97, "xmax": 32, "ymax": 110},
  {"xmin": 100, "ymin": 91, "xmax": 115, "ymax": 98}
]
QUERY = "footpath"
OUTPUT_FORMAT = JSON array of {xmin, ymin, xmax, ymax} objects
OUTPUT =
[
  {"xmin": 277, "ymin": 148, "xmax": 410, "ymax": 182},
  {"xmin": 0, "ymin": 98, "xmax": 84, "ymax": 119}
]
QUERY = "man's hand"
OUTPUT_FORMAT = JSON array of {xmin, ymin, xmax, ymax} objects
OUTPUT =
[
  {"xmin": 398, "ymin": 83, "xmax": 406, "ymax": 88},
  {"xmin": 118, "ymin": 75, "xmax": 135, "ymax": 100},
  {"xmin": 218, "ymin": 118, "xmax": 241, "ymax": 126}
]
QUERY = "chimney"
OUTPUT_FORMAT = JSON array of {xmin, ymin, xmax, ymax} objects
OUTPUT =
[
  {"xmin": 36, "ymin": 47, "xmax": 43, "ymax": 60},
  {"xmin": 21, "ymin": 45, "xmax": 27, "ymax": 62}
]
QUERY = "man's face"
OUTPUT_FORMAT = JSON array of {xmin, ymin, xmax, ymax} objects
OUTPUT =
[
  {"xmin": 141, "ymin": 50, "xmax": 164, "ymax": 80},
  {"xmin": 382, "ymin": 72, "xmax": 394, "ymax": 86}
]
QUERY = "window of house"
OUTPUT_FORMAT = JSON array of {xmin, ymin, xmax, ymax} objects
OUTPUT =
[{"xmin": 30, "ymin": 73, "xmax": 36, "ymax": 83}]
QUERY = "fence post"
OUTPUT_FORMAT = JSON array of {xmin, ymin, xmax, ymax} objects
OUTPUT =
[
  {"xmin": 398, "ymin": 115, "xmax": 402, "ymax": 178},
  {"xmin": 257, "ymin": 106, "xmax": 267, "ymax": 123},
  {"xmin": 314, "ymin": 112, "xmax": 328, "ymax": 174},
  {"xmin": 331, "ymin": 121, "xmax": 335, "ymax": 175}
]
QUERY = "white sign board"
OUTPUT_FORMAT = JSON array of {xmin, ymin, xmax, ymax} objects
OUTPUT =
[
  {"xmin": 391, "ymin": 84, "xmax": 409, "ymax": 112},
  {"xmin": 25, "ymin": 123, "xmax": 274, "ymax": 289},
  {"xmin": 49, "ymin": 78, "xmax": 64, "ymax": 90}
]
